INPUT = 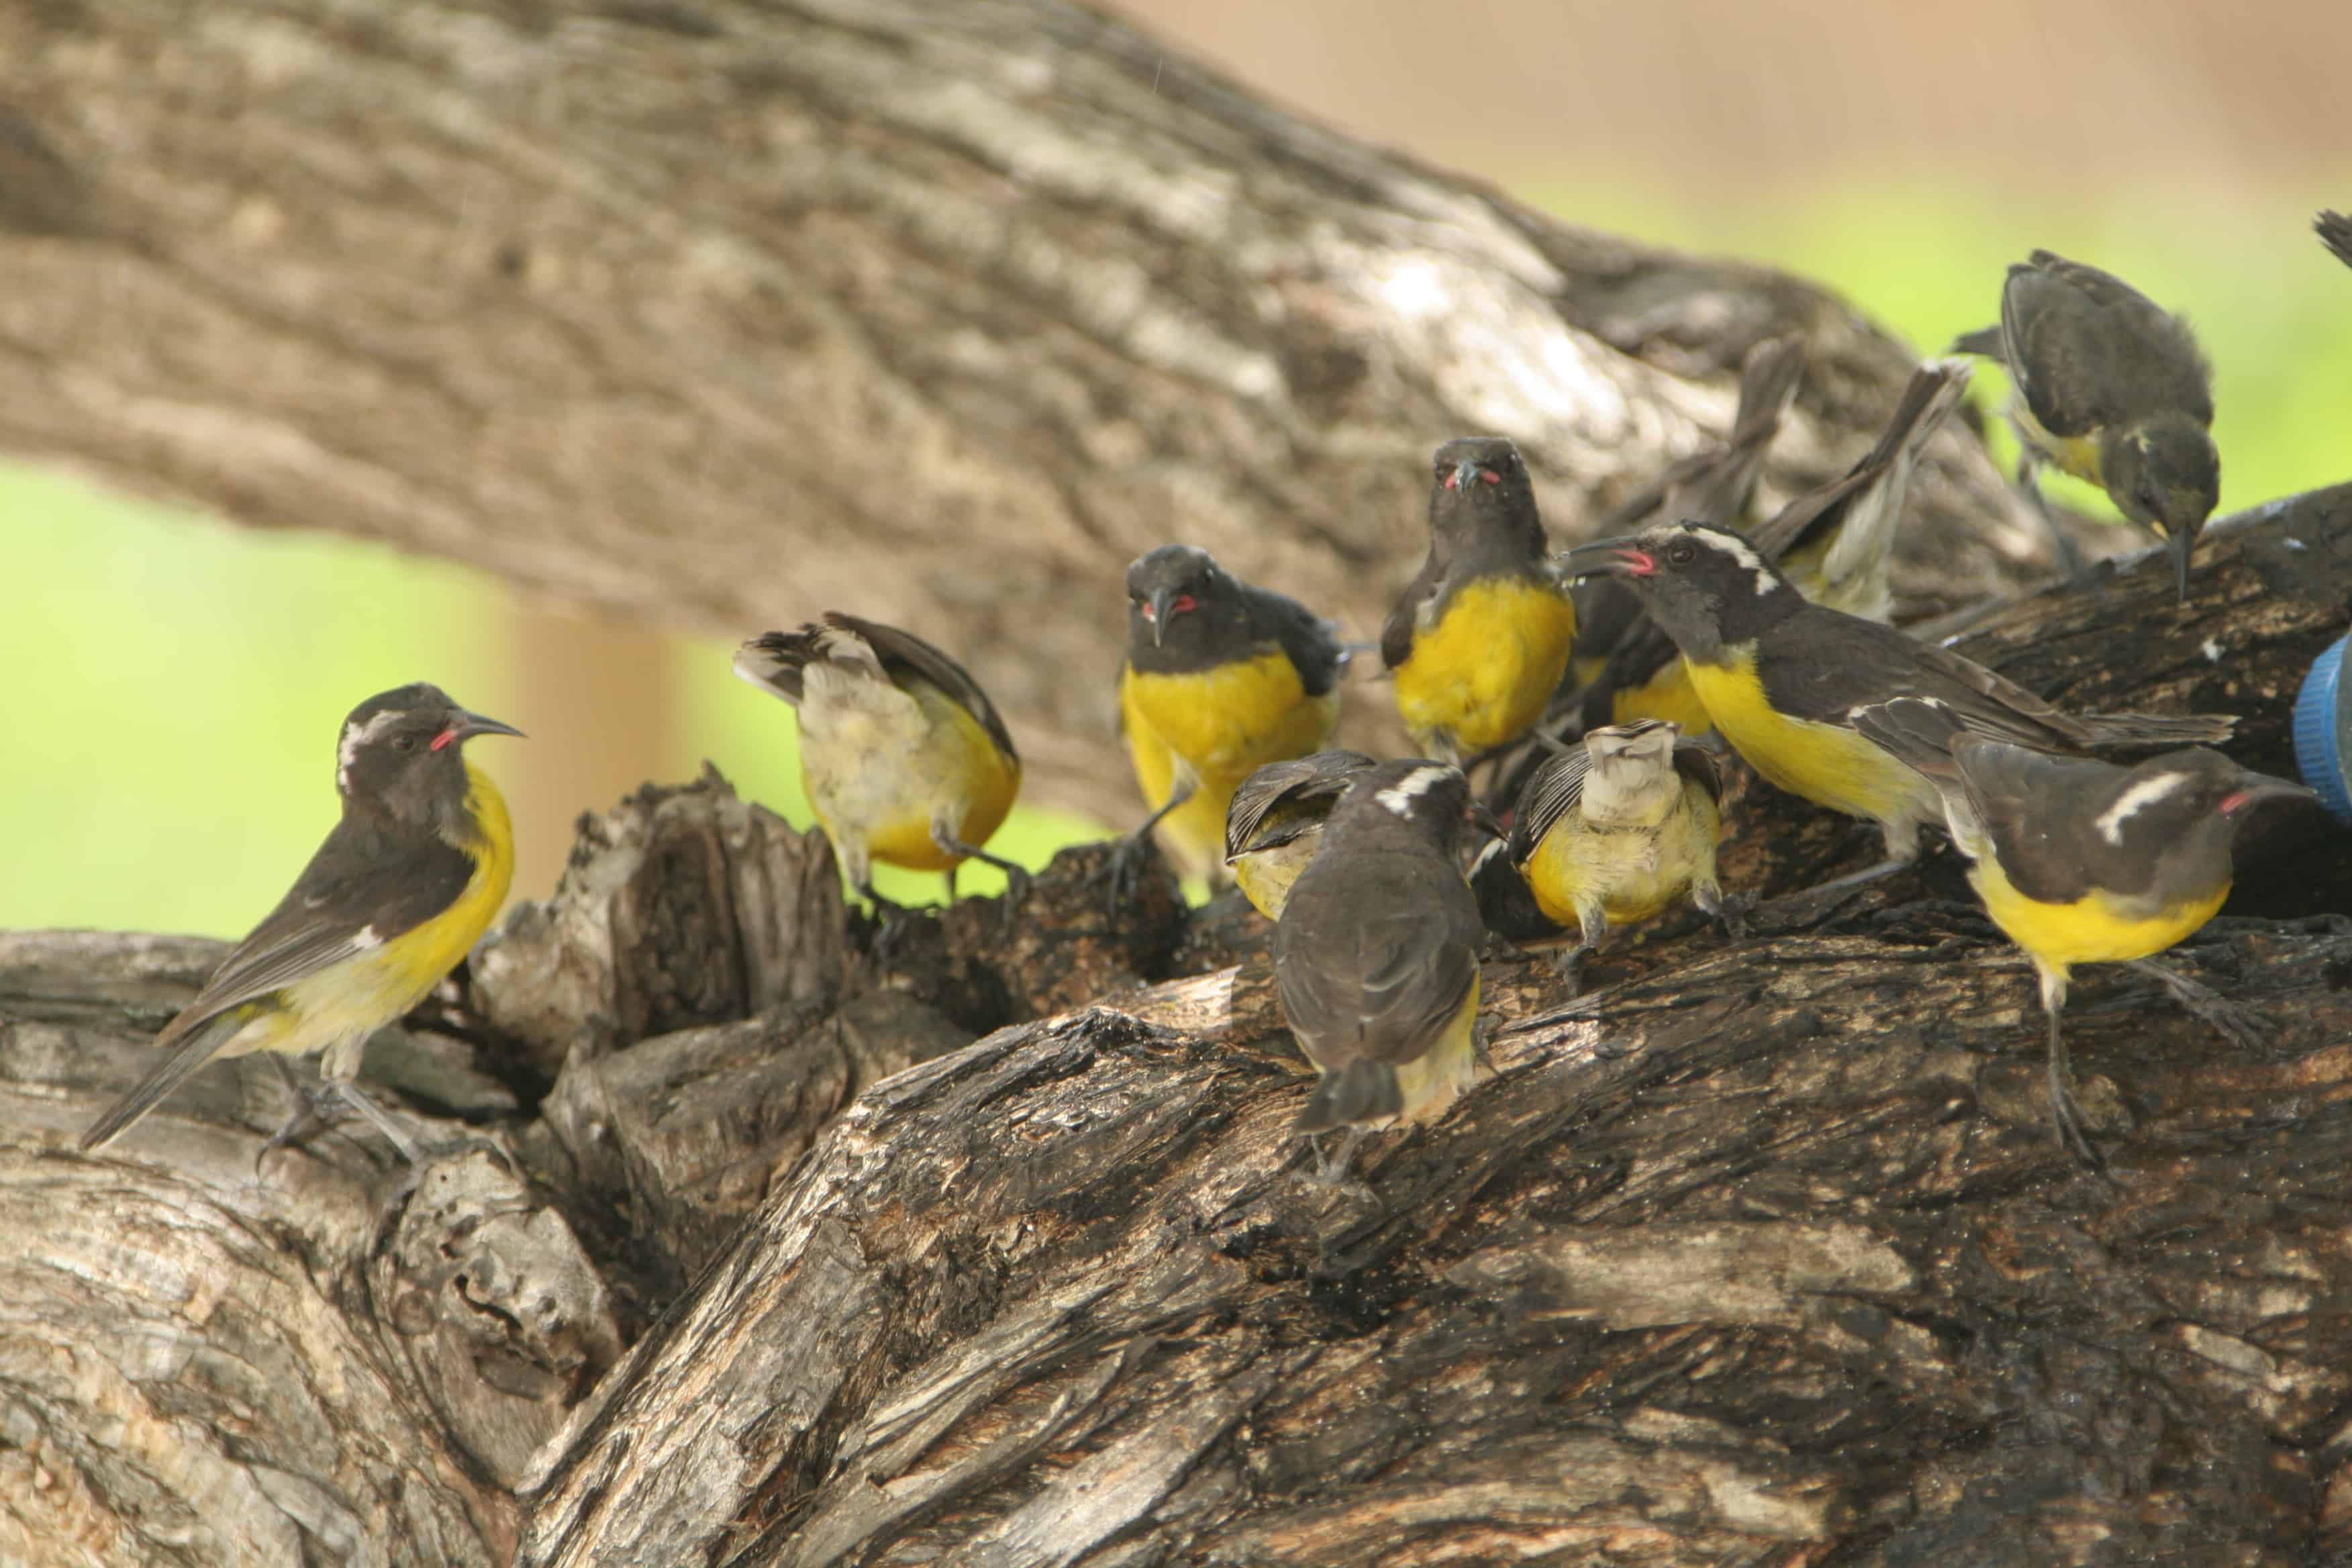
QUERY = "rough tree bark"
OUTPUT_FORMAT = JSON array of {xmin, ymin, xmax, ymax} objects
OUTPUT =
[
  {"xmin": 0, "ymin": 0, "xmax": 2043, "ymax": 807},
  {"xmin": 6, "ymin": 490, "xmax": 2351, "ymax": 1566}
]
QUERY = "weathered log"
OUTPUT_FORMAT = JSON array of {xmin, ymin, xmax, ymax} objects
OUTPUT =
[
  {"xmin": 0, "ymin": 0, "xmax": 2045, "ymax": 810},
  {"xmin": 10, "ymin": 487, "xmax": 2347, "ymax": 1566}
]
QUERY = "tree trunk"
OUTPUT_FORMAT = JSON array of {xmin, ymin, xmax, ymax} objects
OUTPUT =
[
  {"xmin": 0, "ymin": 0, "xmax": 2041, "ymax": 812},
  {"xmin": 7, "ymin": 487, "xmax": 2351, "ymax": 1566}
]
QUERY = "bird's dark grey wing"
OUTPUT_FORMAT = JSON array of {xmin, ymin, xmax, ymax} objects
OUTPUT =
[
  {"xmin": 2004, "ymin": 251, "xmax": 2212, "ymax": 434},
  {"xmin": 1508, "ymin": 748, "xmax": 1591, "ymax": 867},
  {"xmin": 1749, "ymin": 360, "xmax": 1968, "ymax": 565},
  {"xmin": 1949, "ymin": 737, "xmax": 2148, "ymax": 905},
  {"xmin": 1757, "ymin": 609, "xmax": 2086, "ymax": 750},
  {"xmin": 732, "ymin": 628, "xmax": 820, "ymax": 705},
  {"xmin": 826, "ymin": 612, "xmax": 1019, "ymax": 764},
  {"xmin": 1244, "ymin": 586, "xmax": 1346, "ymax": 698},
  {"xmin": 1227, "ymin": 753, "xmax": 1371, "ymax": 859},
  {"xmin": 1379, "ymin": 550, "xmax": 1444, "ymax": 673},
  {"xmin": 2319, "ymin": 211, "xmax": 2352, "ymax": 271},
  {"xmin": 154, "ymin": 820, "xmax": 476, "ymax": 1050},
  {"xmin": 1277, "ymin": 862, "xmax": 1481, "ymax": 1070}
]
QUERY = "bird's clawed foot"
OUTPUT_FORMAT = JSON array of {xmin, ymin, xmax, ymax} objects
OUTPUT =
[{"xmin": 2129, "ymin": 959, "xmax": 2270, "ymax": 1050}]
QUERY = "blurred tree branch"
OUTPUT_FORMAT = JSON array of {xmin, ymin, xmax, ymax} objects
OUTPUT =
[{"xmin": 0, "ymin": 0, "xmax": 2035, "ymax": 812}]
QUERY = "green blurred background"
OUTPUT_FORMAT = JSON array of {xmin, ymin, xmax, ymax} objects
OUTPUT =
[{"xmin": 6, "ymin": 0, "xmax": 2349, "ymax": 938}]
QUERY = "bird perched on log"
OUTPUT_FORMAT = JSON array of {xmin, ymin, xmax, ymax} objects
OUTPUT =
[
  {"xmin": 1562, "ymin": 522, "xmax": 2237, "ymax": 895},
  {"xmin": 1492, "ymin": 720, "xmax": 1733, "ymax": 990},
  {"xmin": 1854, "ymin": 696, "xmax": 2314, "ymax": 1167},
  {"xmin": 1115, "ymin": 544, "xmax": 1346, "ymax": 892},
  {"xmin": 734, "ymin": 613, "xmax": 1026, "ymax": 912},
  {"xmin": 1566, "ymin": 358, "xmax": 1971, "ymax": 742},
  {"xmin": 81, "ymin": 684, "xmax": 522, "ymax": 1158},
  {"xmin": 1384, "ymin": 437, "xmax": 1577, "ymax": 766},
  {"xmin": 1950, "ymin": 249, "xmax": 2218, "ymax": 599},
  {"xmin": 1275, "ymin": 760, "xmax": 1489, "ymax": 1181},
  {"xmin": 1223, "ymin": 749, "xmax": 1376, "ymax": 921}
]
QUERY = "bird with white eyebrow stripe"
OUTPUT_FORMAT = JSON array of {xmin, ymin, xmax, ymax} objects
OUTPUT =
[
  {"xmin": 1561, "ymin": 520, "xmax": 2240, "ymax": 899},
  {"xmin": 1272, "ymin": 758, "xmax": 1491, "ymax": 1182},
  {"xmin": 1853, "ymin": 697, "xmax": 2316, "ymax": 1168}
]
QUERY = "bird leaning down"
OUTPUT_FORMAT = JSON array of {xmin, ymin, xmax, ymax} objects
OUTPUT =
[
  {"xmin": 80, "ymin": 684, "xmax": 523, "ymax": 1159},
  {"xmin": 1494, "ymin": 719, "xmax": 1734, "ymax": 991},
  {"xmin": 1274, "ymin": 759, "xmax": 1491, "ymax": 1183},
  {"xmin": 1950, "ymin": 248, "xmax": 2218, "ymax": 599},
  {"xmin": 1384, "ymin": 436, "xmax": 1579, "ymax": 768},
  {"xmin": 734, "ymin": 612, "xmax": 1027, "ymax": 918},
  {"xmin": 1223, "ymin": 749, "xmax": 1378, "ymax": 921},
  {"xmin": 1562, "ymin": 520, "xmax": 2237, "ymax": 898},
  {"xmin": 1116, "ymin": 544, "xmax": 1347, "ymax": 893},
  {"xmin": 1853, "ymin": 697, "xmax": 2316, "ymax": 1167}
]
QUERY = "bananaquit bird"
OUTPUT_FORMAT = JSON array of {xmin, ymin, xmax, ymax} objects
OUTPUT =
[
  {"xmin": 1951, "ymin": 249, "xmax": 2218, "ymax": 600},
  {"xmin": 1385, "ymin": 437, "xmax": 1577, "ymax": 764},
  {"xmin": 734, "ymin": 613, "xmax": 1026, "ymax": 909},
  {"xmin": 1853, "ymin": 696, "xmax": 2314, "ymax": 1167},
  {"xmin": 1118, "ymin": 544, "xmax": 1345, "ymax": 887},
  {"xmin": 1223, "ymin": 749, "xmax": 1375, "ymax": 920},
  {"xmin": 1504, "ymin": 720, "xmax": 1730, "ymax": 988},
  {"xmin": 1563, "ymin": 521, "xmax": 2236, "ymax": 893},
  {"xmin": 1276, "ymin": 760, "xmax": 1487, "ymax": 1179},
  {"xmin": 79, "ymin": 685, "xmax": 522, "ymax": 1156},
  {"xmin": 1571, "ymin": 360, "xmax": 1970, "ymax": 738}
]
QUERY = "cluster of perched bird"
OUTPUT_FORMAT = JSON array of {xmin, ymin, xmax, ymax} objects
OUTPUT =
[{"xmin": 77, "ymin": 234, "xmax": 2345, "ymax": 1181}]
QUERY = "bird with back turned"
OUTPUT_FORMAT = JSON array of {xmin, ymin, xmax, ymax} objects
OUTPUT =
[{"xmin": 734, "ymin": 612, "xmax": 1026, "ymax": 920}]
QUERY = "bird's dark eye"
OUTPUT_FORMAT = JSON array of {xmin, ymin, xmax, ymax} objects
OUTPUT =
[
  {"xmin": 391, "ymin": 735, "xmax": 415, "ymax": 753},
  {"xmin": 1667, "ymin": 542, "xmax": 1697, "ymax": 565}
]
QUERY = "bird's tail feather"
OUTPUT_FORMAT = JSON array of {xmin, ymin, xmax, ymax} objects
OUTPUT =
[
  {"xmin": 1297, "ymin": 1061, "xmax": 1402, "ymax": 1134},
  {"xmin": 2079, "ymin": 711, "xmax": 2239, "ymax": 748},
  {"xmin": 79, "ymin": 1010, "xmax": 249, "ymax": 1151}
]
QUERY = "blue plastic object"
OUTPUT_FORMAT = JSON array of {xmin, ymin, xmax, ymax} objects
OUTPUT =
[{"xmin": 2292, "ymin": 633, "xmax": 2352, "ymax": 825}]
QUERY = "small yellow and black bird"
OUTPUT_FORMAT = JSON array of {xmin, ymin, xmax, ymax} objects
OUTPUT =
[
  {"xmin": 1118, "ymin": 544, "xmax": 1346, "ymax": 887},
  {"xmin": 80, "ymin": 684, "xmax": 522, "ymax": 1156},
  {"xmin": 1385, "ymin": 436, "xmax": 1577, "ymax": 765},
  {"xmin": 1853, "ymin": 696, "xmax": 2314, "ymax": 1167},
  {"xmin": 1276, "ymin": 759, "xmax": 1487, "ymax": 1180},
  {"xmin": 1563, "ymin": 522, "xmax": 2237, "ymax": 892},
  {"xmin": 1951, "ymin": 249, "xmax": 2218, "ymax": 600},
  {"xmin": 2318, "ymin": 209, "xmax": 2352, "ymax": 271},
  {"xmin": 1223, "ymin": 748, "xmax": 1376, "ymax": 921},
  {"xmin": 1503, "ymin": 720, "xmax": 1731, "ymax": 988},
  {"xmin": 1569, "ymin": 336, "xmax": 1808, "ymax": 695},
  {"xmin": 1569, "ymin": 359, "xmax": 1971, "ymax": 738},
  {"xmin": 734, "ymin": 613, "xmax": 1026, "ymax": 910}
]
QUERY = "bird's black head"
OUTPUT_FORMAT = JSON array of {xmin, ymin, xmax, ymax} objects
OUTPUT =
[
  {"xmin": 1125, "ymin": 544, "xmax": 1259, "ymax": 669},
  {"xmin": 2102, "ymin": 412, "xmax": 2220, "ymax": 601},
  {"xmin": 336, "ymin": 683, "xmax": 524, "ymax": 832},
  {"xmin": 1332, "ymin": 759, "xmax": 1486, "ymax": 856},
  {"xmin": 1428, "ymin": 436, "xmax": 1545, "ymax": 565},
  {"xmin": 1559, "ymin": 520, "xmax": 1804, "ymax": 660},
  {"xmin": 2105, "ymin": 748, "xmax": 2316, "ymax": 859}
]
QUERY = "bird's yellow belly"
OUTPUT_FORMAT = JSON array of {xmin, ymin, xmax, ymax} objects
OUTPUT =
[
  {"xmin": 1972, "ymin": 862, "xmax": 2228, "ymax": 975},
  {"xmin": 805, "ymin": 686, "xmax": 1021, "ymax": 873},
  {"xmin": 1685, "ymin": 654, "xmax": 1939, "ymax": 828},
  {"xmin": 1395, "ymin": 579, "xmax": 1577, "ymax": 753},
  {"xmin": 1392, "ymin": 977, "xmax": 1481, "ymax": 1126},
  {"xmin": 1122, "ymin": 656, "xmax": 1338, "ymax": 879},
  {"xmin": 1526, "ymin": 791, "xmax": 1717, "ymax": 930},
  {"xmin": 1232, "ymin": 833, "xmax": 1321, "ymax": 921},
  {"xmin": 1608, "ymin": 656, "xmax": 1714, "ymax": 738}
]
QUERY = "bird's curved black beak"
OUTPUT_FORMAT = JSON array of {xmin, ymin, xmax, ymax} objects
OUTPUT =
[
  {"xmin": 2167, "ymin": 525, "xmax": 2196, "ymax": 605},
  {"xmin": 440, "ymin": 709, "xmax": 527, "ymax": 748},
  {"xmin": 1559, "ymin": 536, "xmax": 1655, "ymax": 582},
  {"xmin": 1451, "ymin": 459, "xmax": 1483, "ymax": 494},
  {"xmin": 2222, "ymin": 773, "xmax": 2319, "ymax": 819},
  {"xmin": 1148, "ymin": 589, "xmax": 1175, "ymax": 648}
]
